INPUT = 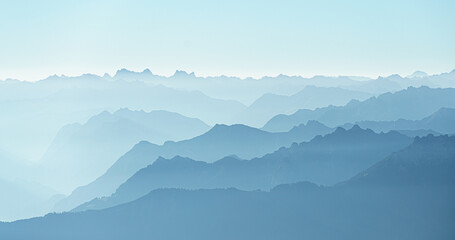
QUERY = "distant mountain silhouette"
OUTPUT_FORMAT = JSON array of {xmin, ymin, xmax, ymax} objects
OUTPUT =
[
  {"xmin": 2, "ymin": 135, "xmax": 453, "ymax": 240},
  {"xmin": 2, "ymin": 70, "xmax": 454, "ymax": 162},
  {"xmin": 35, "ymin": 109, "xmax": 210, "ymax": 193},
  {"xmin": 53, "ymin": 121, "xmax": 333, "ymax": 212},
  {"xmin": 72, "ymin": 126, "xmax": 411, "ymax": 212},
  {"xmin": 237, "ymin": 86, "xmax": 372, "ymax": 127},
  {"xmin": 108, "ymin": 68, "xmax": 455, "ymax": 103},
  {"xmin": 407, "ymin": 71, "xmax": 429, "ymax": 78},
  {"xmin": 263, "ymin": 87, "xmax": 455, "ymax": 132},
  {"xmin": 342, "ymin": 108, "xmax": 455, "ymax": 135}
]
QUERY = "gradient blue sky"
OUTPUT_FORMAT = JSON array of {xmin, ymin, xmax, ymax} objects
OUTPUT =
[{"xmin": 1, "ymin": 0, "xmax": 454, "ymax": 81}]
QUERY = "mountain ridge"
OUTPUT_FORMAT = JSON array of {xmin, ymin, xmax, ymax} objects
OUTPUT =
[
  {"xmin": 2, "ymin": 135, "xmax": 454, "ymax": 240},
  {"xmin": 53, "ymin": 121, "xmax": 334, "ymax": 212},
  {"xmin": 71, "ymin": 126, "xmax": 412, "ymax": 212},
  {"xmin": 263, "ymin": 86, "xmax": 455, "ymax": 132}
]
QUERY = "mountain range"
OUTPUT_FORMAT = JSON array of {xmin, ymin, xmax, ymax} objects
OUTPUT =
[
  {"xmin": 34, "ymin": 108, "xmax": 210, "ymax": 193},
  {"xmin": 263, "ymin": 86, "xmax": 455, "ymax": 132},
  {"xmin": 2, "ymin": 135, "xmax": 453, "ymax": 240},
  {"xmin": 0, "ymin": 78, "xmax": 245, "ymax": 163},
  {"xmin": 1, "ymin": 69, "xmax": 455, "ymax": 224},
  {"xmin": 1, "ymin": 70, "xmax": 454, "ymax": 163},
  {"xmin": 72, "ymin": 125, "xmax": 412, "ymax": 212},
  {"xmin": 342, "ymin": 107, "xmax": 455, "ymax": 135},
  {"xmin": 109, "ymin": 68, "xmax": 455, "ymax": 103},
  {"xmin": 53, "ymin": 121, "xmax": 333, "ymax": 212},
  {"xmin": 237, "ymin": 86, "xmax": 372, "ymax": 127}
]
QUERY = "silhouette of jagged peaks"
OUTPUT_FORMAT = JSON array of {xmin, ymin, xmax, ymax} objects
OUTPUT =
[
  {"xmin": 332, "ymin": 124, "xmax": 374, "ymax": 136},
  {"xmin": 113, "ymin": 107, "xmax": 143, "ymax": 115},
  {"xmin": 173, "ymin": 70, "xmax": 196, "ymax": 78},
  {"xmin": 153, "ymin": 155, "xmax": 197, "ymax": 166},
  {"xmin": 114, "ymin": 68, "xmax": 132, "ymax": 76},
  {"xmin": 114, "ymin": 68, "xmax": 155, "ymax": 79},
  {"xmin": 309, "ymin": 125, "xmax": 402, "ymax": 145},
  {"xmin": 292, "ymin": 120, "xmax": 327, "ymax": 130},
  {"xmin": 412, "ymin": 133, "xmax": 454, "ymax": 146}
]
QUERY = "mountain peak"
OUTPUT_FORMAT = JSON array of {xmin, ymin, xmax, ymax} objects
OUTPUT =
[
  {"xmin": 407, "ymin": 71, "xmax": 428, "ymax": 78},
  {"xmin": 207, "ymin": 124, "xmax": 259, "ymax": 134},
  {"xmin": 172, "ymin": 70, "xmax": 195, "ymax": 78},
  {"xmin": 211, "ymin": 123, "xmax": 249, "ymax": 130},
  {"xmin": 350, "ymin": 124, "xmax": 362, "ymax": 131},
  {"xmin": 334, "ymin": 127, "xmax": 347, "ymax": 134},
  {"xmin": 306, "ymin": 120, "xmax": 325, "ymax": 127},
  {"xmin": 199, "ymin": 124, "xmax": 269, "ymax": 142},
  {"xmin": 413, "ymin": 134, "xmax": 454, "ymax": 146},
  {"xmin": 115, "ymin": 68, "xmax": 132, "ymax": 75},
  {"xmin": 319, "ymin": 125, "xmax": 394, "ymax": 144}
]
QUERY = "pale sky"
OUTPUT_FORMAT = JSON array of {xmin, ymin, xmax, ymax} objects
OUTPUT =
[{"xmin": 0, "ymin": 0, "xmax": 454, "ymax": 81}]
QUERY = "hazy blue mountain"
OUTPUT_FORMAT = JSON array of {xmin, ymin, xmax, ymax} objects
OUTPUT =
[
  {"xmin": 407, "ymin": 70, "xmax": 429, "ymax": 78},
  {"xmin": 0, "ymin": 77, "xmax": 245, "ymax": 162},
  {"xmin": 342, "ymin": 108, "xmax": 455, "ymax": 135},
  {"xmin": 377, "ymin": 74, "xmax": 437, "ymax": 89},
  {"xmin": 54, "ymin": 121, "xmax": 333, "ymax": 212},
  {"xmin": 2, "ymin": 70, "xmax": 453, "ymax": 162},
  {"xmin": 72, "ymin": 126, "xmax": 411, "ymax": 212},
  {"xmin": 237, "ymin": 86, "xmax": 372, "ymax": 127},
  {"xmin": 111, "ymin": 69, "xmax": 363, "ymax": 104},
  {"xmin": 2, "ymin": 135, "xmax": 453, "ymax": 240},
  {"xmin": 109, "ymin": 68, "xmax": 455, "ymax": 103},
  {"xmin": 263, "ymin": 86, "xmax": 455, "ymax": 132},
  {"xmin": 35, "ymin": 109, "xmax": 210, "ymax": 193},
  {"xmin": 407, "ymin": 69, "xmax": 455, "ymax": 88}
]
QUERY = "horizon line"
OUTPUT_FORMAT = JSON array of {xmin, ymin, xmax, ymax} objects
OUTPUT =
[{"xmin": 1, "ymin": 67, "xmax": 455, "ymax": 83}]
